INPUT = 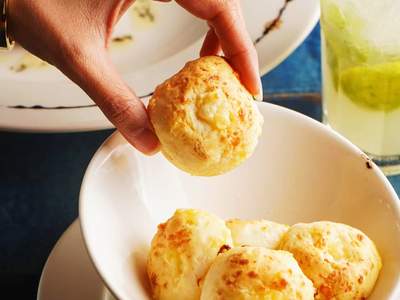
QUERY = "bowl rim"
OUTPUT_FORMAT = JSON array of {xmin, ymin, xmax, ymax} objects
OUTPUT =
[{"xmin": 79, "ymin": 101, "xmax": 400, "ymax": 300}]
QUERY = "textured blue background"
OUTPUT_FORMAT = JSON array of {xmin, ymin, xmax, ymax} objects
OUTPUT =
[
  {"xmin": 262, "ymin": 25, "xmax": 322, "ymax": 95},
  {"xmin": 0, "ymin": 24, "xmax": 399, "ymax": 299}
]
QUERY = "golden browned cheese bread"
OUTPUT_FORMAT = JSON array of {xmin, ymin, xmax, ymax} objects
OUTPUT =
[
  {"xmin": 279, "ymin": 222, "xmax": 382, "ymax": 300},
  {"xmin": 226, "ymin": 218, "xmax": 289, "ymax": 249},
  {"xmin": 148, "ymin": 56, "xmax": 263, "ymax": 176},
  {"xmin": 147, "ymin": 209, "xmax": 233, "ymax": 300},
  {"xmin": 200, "ymin": 246, "xmax": 315, "ymax": 300}
]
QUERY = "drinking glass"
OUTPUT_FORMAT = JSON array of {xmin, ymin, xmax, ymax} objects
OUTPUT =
[{"xmin": 321, "ymin": 0, "xmax": 400, "ymax": 174}]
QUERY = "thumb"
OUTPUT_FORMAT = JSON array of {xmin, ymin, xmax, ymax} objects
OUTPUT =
[{"xmin": 64, "ymin": 47, "xmax": 160, "ymax": 154}]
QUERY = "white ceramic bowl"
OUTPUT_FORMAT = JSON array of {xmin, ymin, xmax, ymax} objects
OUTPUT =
[{"xmin": 80, "ymin": 102, "xmax": 400, "ymax": 300}]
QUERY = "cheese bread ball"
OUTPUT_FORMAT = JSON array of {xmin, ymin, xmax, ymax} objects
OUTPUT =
[
  {"xmin": 148, "ymin": 56, "xmax": 263, "ymax": 176},
  {"xmin": 279, "ymin": 222, "xmax": 382, "ymax": 300},
  {"xmin": 147, "ymin": 209, "xmax": 233, "ymax": 300},
  {"xmin": 201, "ymin": 246, "xmax": 315, "ymax": 300},
  {"xmin": 226, "ymin": 219, "xmax": 289, "ymax": 249}
]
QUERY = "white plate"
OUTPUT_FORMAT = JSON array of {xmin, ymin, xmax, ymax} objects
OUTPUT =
[
  {"xmin": 37, "ymin": 220, "xmax": 116, "ymax": 300},
  {"xmin": 80, "ymin": 102, "xmax": 400, "ymax": 300},
  {"xmin": 0, "ymin": 0, "xmax": 320, "ymax": 132}
]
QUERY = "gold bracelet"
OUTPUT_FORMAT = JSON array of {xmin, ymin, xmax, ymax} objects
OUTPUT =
[{"xmin": 0, "ymin": 0, "xmax": 14, "ymax": 50}]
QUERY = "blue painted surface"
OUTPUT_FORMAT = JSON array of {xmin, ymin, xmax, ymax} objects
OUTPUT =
[{"xmin": 0, "ymin": 24, "xmax": 399, "ymax": 299}]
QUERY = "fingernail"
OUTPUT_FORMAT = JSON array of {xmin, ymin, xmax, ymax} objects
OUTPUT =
[
  {"xmin": 254, "ymin": 93, "xmax": 263, "ymax": 102},
  {"xmin": 258, "ymin": 79, "xmax": 264, "ymax": 101},
  {"xmin": 253, "ymin": 78, "xmax": 263, "ymax": 101},
  {"xmin": 134, "ymin": 128, "xmax": 161, "ymax": 155}
]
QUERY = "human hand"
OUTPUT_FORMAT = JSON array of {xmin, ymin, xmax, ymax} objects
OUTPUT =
[
  {"xmin": 7, "ymin": 0, "xmax": 261, "ymax": 154},
  {"xmin": 174, "ymin": 0, "xmax": 262, "ymax": 99},
  {"xmin": 8, "ymin": 0, "xmax": 161, "ymax": 154}
]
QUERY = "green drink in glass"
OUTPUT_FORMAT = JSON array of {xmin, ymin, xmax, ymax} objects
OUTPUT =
[{"xmin": 321, "ymin": 0, "xmax": 400, "ymax": 174}]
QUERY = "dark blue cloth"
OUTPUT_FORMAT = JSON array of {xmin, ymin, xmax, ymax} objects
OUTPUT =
[
  {"xmin": 262, "ymin": 25, "xmax": 322, "ymax": 95},
  {"xmin": 0, "ymin": 130, "xmax": 112, "ymax": 298},
  {"xmin": 0, "ymin": 24, "xmax": 399, "ymax": 299}
]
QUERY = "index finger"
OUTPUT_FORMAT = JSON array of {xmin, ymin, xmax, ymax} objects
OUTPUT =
[{"xmin": 176, "ymin": 0, "xmax": 262, "ymax": 99}]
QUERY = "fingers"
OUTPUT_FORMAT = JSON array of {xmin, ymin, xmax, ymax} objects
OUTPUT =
[
  {"xmin": 107, "ymin": 0, "xmax": 135, "ymax": 40},
  {"xmin": 7, "ymin": 0, "xmax": 159, "ymax": 154},
  {"xmin": 200, "ymin": 28, "xmax": 222, "ymax": 57},
  {"xmin": 64, "ymin": 47, "xmax": 160, "ymax": 154},
  {"xmin": 208, "ymin": 2, "xmax": 262, "ymax": 98},
  {"xmin": 116, "ymin": 0, "xmax": 135, "ymax": 21},
  {"xmin": 176, "ymin": 0, "xmax": 262, "ymax": 99}
]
